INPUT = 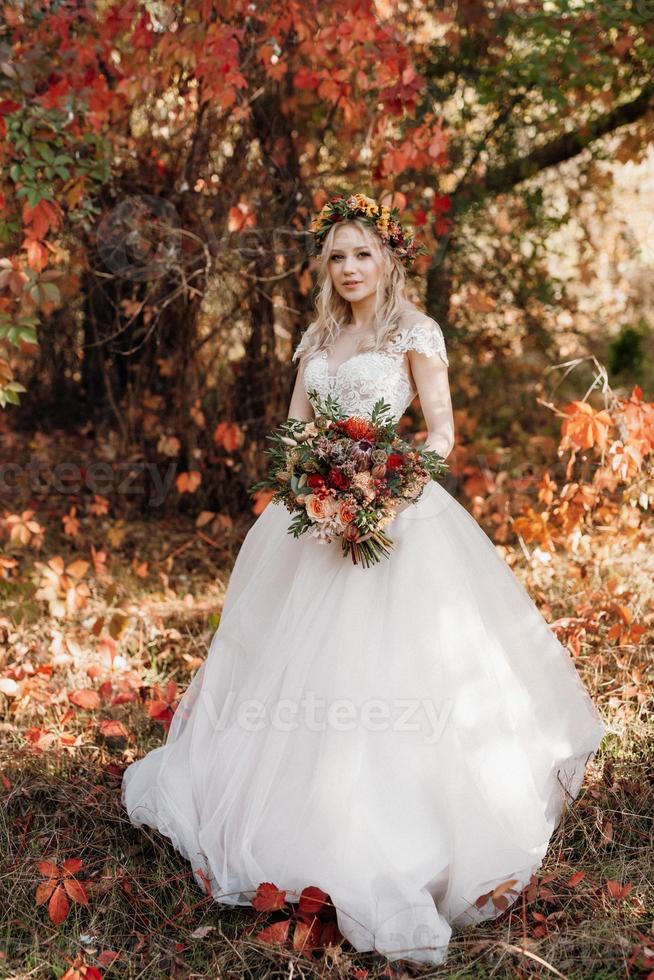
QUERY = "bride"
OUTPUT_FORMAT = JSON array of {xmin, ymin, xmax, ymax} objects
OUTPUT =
[{"xmin": 122, "ymin": 193, "xmax": 606, "ymax": 967}]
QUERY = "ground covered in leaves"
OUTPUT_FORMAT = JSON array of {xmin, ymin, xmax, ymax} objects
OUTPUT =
[{"xmin": 1, "ymin": 446, "xmax": 653, "ymax": 980}]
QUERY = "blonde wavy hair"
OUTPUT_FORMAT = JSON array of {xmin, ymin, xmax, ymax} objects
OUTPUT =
[{"xmin": 292, "ymin": 218, "xmax": 427, "ymax": 365}]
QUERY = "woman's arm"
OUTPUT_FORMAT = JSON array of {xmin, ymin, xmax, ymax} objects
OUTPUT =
[
  {"xmin": 381, "ymin": 350, "xmax": 455, "ymax": 523},
  {"xmin": 407, "ymin": 348, "xmax": 455, "ymax": 460},
  {"xmin": 287, "ymin": 357, "xmax": 316, "ymax": 421}
]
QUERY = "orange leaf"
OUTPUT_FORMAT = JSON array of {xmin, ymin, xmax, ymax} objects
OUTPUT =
[
  {"xmin": 252, "ymin": 489, "xmax": 275, "ymax": 515},
  {"xmin": 567, "ymin": 871, "xmax": 586, "ymax": 887},
  {"xmin": 213, "ymin": 421, "xmax": 244, "ymax": 453},
  {"xmin": 37, "ymin": 860, "xmax": 60, "ymax": 879},
  {"xmin": 68, "ymin": 689, "xmax": 101, "ymax": 710},
  {"xmin": 561, "ymin": 401, "xmax": 613, "ymax": 451},
  {"xmin": 227, "ymin": 203, "xmax": 256, "ymax": 232},
  {"xmin": 176, "ymin": 470, "xmax": 202, "ymax": 493},
  {"xmin": 491, "ymin": 878, "xmax": 518, "ymax": 899},
  {"xmin": 606, "ymin": 880, "xmax": 632, "ymax": 900}
]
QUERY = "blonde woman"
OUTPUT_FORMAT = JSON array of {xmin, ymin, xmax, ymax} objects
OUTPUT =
[{"xmin": 122, "ymin": 194, "xmax": 605, "ymax": 968}]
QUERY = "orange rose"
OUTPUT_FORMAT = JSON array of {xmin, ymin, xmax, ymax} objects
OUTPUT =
[
  {"xmin": 305, "ymin": 494, "xmax": 338, "ymax": 522},
  {"xmin": 339, "ymin": 500, "xmax": 357, "ymax": 524}
]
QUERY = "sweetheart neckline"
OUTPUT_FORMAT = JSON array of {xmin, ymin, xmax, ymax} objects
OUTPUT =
[{"xmin": 319, "ymin": 347, "xmax": 402, "ymax": 381}]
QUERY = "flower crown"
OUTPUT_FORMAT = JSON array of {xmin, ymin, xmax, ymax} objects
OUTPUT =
[{"xmin": 309, "ymin": 193, "xmax": 427, "ymax": 267}]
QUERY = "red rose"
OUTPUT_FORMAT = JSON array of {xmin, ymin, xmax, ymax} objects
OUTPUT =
[
  {"xmin": 307, "ymin": 474, "xmax": 325, "ymax": 488},
  {"xmin": 386, "ymin": 453, "xmax": 405, "ymax": 470}
]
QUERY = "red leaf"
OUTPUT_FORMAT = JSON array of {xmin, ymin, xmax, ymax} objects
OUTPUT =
[
  {"xmin": 63, "ymin": 876, "xmax": 89, "ymax": 906},
  {"xmin": 35, "ymin": 879, "xmax": 57, "ymax": 906},
  {"xmin": 298, "ymin": 884, "xmax": 332, "ymax": 917},
  {"xmin": 292, "ymin": 916, "xmax": 323, "ymax": 954},
  {"xmin": 607, "ymin": 880, "xmax": 632, "ymax": 900},
  {"xmin": 48, "ymin": 883, "xmax": 69, "ymax": 925},
  {"xmin": 23, "ymin": 198, "xmax": 62, "ymax": 239},
  {"xmin": 567, "ymin": 870, "xmax": 586, "ymax": 888},
  {"xmin": 251, "ymin": 881, "xmax": 287, "ymax": 911},
  {"xmin": 111, "ymin": 691, "xmax": 138, "ymax": 706},
  {"xmin": 255, "ymin": 918, "xmax": 290, "ymax": 945},
  {"xmin": 99, "ymin": 719, "xmax": 130, "ymax": 739},
  {"xmin": 97, "ymin": 951, "xmax": 120, "ymax": 967},
  {"xmin": 61, "ymin": 858, "xmax": 83, "ymax": 876},
  {"xmin": 147, "ymin": 700, "xmax": 171, "ymax": 720},
  {"xmin": 38, "ymin": 860, "xmax": 60, "ymax": 879}
]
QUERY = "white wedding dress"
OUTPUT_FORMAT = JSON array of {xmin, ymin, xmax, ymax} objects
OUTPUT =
[{"xmin": 122, "ymin": 315, "xmax": 606, "ymax": 966}]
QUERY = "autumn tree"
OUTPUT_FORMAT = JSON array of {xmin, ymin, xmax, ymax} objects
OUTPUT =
[{"xmin": 0, "ymin": 0, "xmax": 652, "ymax": 513}]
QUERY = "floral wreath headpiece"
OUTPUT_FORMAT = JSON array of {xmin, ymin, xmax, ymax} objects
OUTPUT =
[{"xmin": 309, "ymin": 193, "xmax": 427, "ymax": 267}]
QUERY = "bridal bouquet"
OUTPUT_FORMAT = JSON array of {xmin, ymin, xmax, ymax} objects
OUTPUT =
[{"xmin": 249, "ymin": 388, "xmax": 449, "ymax": 568}]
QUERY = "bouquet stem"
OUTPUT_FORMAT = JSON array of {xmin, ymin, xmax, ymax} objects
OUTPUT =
[{"xmin": 344, "ymin": 530, "xmax": 395, "ymax": 568}]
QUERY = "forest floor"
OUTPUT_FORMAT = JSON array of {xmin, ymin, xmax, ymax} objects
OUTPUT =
[{"xmin": 0, "ymin": 441, "xmax": 653, "ymax": 980}]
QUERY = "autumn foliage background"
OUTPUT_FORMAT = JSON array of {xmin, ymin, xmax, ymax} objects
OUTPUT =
[{"xmin": 0, "ymin": 0, "xmax": 653, "ymax": 977}]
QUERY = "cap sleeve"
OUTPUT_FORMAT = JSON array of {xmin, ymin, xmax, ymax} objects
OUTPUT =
[
  {"xmin": 292, "ymin": 331, "xmax": 309, "ymax": 364},
  {"xmin": 389, "ymin": 315, "xmax": 449, "ymax": 366}
]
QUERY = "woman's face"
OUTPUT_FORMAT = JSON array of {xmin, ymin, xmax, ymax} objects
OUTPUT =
[{"xmin": 328, "ymin": 223, "xmax": 382, "ymax": 306}]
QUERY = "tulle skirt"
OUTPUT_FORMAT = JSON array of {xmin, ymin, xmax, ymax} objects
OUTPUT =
[{"xmin": 121, "ymin": 479, "xmax": 606, "ymax": 965}]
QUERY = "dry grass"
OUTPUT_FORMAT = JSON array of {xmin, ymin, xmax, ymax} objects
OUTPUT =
[{"xmin": 0, "ymin": 504, "xmax": 652, "ymax": 979}]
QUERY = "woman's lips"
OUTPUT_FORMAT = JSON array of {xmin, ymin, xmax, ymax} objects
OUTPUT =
[{"xmin": 343, "ymin": 281, "xmax": 362, "ymax": 288}]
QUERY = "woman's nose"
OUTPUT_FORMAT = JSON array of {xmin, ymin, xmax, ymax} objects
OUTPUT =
[{"xmin": 343, "ymin": 254, "xmax": 356, "ymax": 273}]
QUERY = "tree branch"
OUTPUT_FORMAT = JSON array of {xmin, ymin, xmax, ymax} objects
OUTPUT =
[{"xmin": 457, "ymin": 82, "xmax": 654, "ymax": 206}]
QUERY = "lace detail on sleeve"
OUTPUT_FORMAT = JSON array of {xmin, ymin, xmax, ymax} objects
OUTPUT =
[
  {"xmin": 292, "ymin": 330, "xmax": 310, "ymax": 364},
  {"xmin": 390, "ymin": 316, "xmax": 449, "ymax": 366}
]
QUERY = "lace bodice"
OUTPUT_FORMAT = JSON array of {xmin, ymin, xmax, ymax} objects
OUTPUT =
[{"xmin": 292, "ymin": 315, "xmax": 449, "ymax": 420}]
